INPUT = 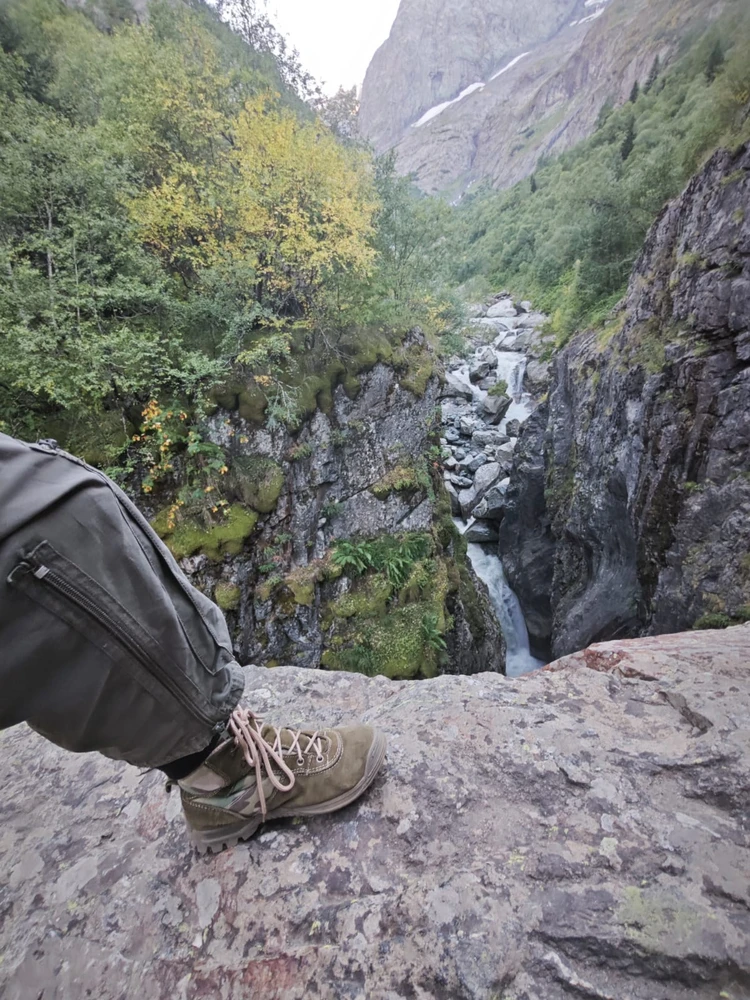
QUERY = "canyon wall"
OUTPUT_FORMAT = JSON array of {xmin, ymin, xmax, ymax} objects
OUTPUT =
[{"xmin": 502, "ymin": 142, "xmax": 750, "ymax": 658}]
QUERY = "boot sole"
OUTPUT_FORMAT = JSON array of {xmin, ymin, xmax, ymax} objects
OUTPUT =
[{"xmin": 189, "ymin": 730, "xmax": 388, "ymax": 854}]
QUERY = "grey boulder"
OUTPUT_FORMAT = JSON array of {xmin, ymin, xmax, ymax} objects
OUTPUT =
[{"xmin": 487, "ymin": 298, "xmax": 517, "ymax": 319}]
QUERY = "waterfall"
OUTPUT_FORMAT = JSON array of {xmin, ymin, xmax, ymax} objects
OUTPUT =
[
  {"xmin": 464, "ymin": 543, "xmax": 546, "ymax": 677},
  {"xmin": 445, "ymin": 317, "xmax": 546, "ymax": 677}
]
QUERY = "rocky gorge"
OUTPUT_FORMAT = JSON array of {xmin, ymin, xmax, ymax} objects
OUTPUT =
[{"xmin": 149, "ymin": 330, "xmax": 505, "ymax": 681}]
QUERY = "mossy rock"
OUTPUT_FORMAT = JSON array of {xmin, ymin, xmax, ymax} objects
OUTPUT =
[
  {"xmin": 326, "ymin": 603, "xmax": 439, "ymax": 680},
  {"xmin": 322, "ymin": 556, "xmax": 451, "ymax": 680},
  {"xmin": 370, "ymin": 465, "xmax": 421, "ymax": 500},
  {"xmin": 394, "ymin": 341, "xmax": 435, "ymax": 398},
  {"xmin": 214, "ymin": 582, "xmax": 241, "ymax": 612},
  {"xmin": 153, "ymin": 505, "xmax": 258, "ymax": 562},
  {"xmin": 237, "ymin": 385, "xmax": 268, "ymax": 424},
  {"xmin": 46, "ymin": 409, "xmax": 132, "ymax": 468},
  {"xmin": 229, "ymin": 455, "xmax": 284, "ymax": 513},
  {"xmin": 326, "ymin": 575, "xmax": 393, "ymax": 623}
]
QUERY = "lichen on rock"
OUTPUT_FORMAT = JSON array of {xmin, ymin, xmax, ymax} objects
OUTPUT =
[{"xmin": 3, "ymin": 625, "xmax": 749, "ymax": 998}]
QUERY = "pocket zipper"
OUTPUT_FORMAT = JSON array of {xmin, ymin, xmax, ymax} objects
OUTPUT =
[{"xmin": 26, "ymin": 558, "xmax": 216, "ymax": 729}]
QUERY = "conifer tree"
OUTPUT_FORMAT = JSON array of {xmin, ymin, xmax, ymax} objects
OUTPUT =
[
  {"xmin": 705, "ymin": 39, "xmax": 725, "ymax": 83},
  {"xmin": 644, "ymin": 55, "xmax": 660, "ymax": 93}
]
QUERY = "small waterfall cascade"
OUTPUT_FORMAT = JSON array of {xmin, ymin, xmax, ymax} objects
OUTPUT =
[
  {"xmin": 463, "ymin": 538, "xmax": 545, "ymax": 677},
  {"xmin": 442, "ymin": 297, "xmax": 547, "ymax": 676}
]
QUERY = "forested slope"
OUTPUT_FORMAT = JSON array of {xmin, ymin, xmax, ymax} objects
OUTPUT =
[{"xmin": 450, "ymin": 1, "xmax": 750, "ymax": 338}]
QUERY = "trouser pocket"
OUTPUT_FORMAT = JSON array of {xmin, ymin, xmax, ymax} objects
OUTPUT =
[{"xmin": 9, "ymin": 540, "xmax": 216, "ymax": 729}]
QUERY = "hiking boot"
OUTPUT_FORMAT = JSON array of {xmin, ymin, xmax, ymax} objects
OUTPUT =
[{"xmin": 178, "ymin": 706, "xmax": 387, "ymax": 852}]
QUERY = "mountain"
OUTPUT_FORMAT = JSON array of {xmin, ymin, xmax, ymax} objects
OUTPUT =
[{"xmin": 359, "ymin": 0, "xmax": 728, "ymax": 194}]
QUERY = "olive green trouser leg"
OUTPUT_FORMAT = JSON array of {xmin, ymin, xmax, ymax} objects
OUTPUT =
[{"xmin": 0, "ymin": 434, "xmax": 245, "ymax": 767}]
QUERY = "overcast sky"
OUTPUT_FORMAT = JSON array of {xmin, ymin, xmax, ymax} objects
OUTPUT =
[{"xmin": 269, "ymin": 0, "xmax": 401, "ymax": 94}]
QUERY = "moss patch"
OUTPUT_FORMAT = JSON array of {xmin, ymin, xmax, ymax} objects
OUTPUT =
[
  {"xmin": 214, "ymin": 582, "xmax": 241, "ymax": 611},
  {"xmin": 228, "ymin": 455, "xmax": 284, "ymax": 513},
  {"xmin": 398, "ymin": 344, "xmax": 435, "ymax": 397},
  {"xmin": 284, "ymin": 563, "xmax": 326, "ymax": 607},
  {"xmin": 487, "ymin": 380, "xmax": 509, "ymax": 397},
  {"xmin": 321, "ymin": 546, "xmax": 451, "ymax": 680},
  {"xmin": 370, "ymin": 465, "xmax": 423, "ymax": 500},
  {"xmin": 153, "ymin": 504, "xmax": 258, "ymax": 561}
]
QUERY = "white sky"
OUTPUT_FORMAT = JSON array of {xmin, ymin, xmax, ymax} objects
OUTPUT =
[{"xmin": 269, "ymin": 0, "xmax": 401, "ymax": 94}]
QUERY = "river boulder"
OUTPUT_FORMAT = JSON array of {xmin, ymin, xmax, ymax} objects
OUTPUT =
[
  {"xmin": 487, "ymin": 298, "xmax": 517, "ymax": 319},
  {"xmin": 463, "ymin": 519, "xmax": 499, "ymax": 543},
  {"xmin": 482, "ymin": 393, "xmax": 512, "ymax": 424}
]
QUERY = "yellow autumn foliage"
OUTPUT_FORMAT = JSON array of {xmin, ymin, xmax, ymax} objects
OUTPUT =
[{"xmin": 129, "ymin": 89, "xmax": 376, "ymax": 315}]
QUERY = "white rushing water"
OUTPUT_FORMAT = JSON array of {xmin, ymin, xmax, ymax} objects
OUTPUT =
[
  {"xmin": 464, "ymin": 542, "xmax": 546, "ymax": 678},
  {"xmin": 448, "ymin": 326, "xmax": 545, "ymax": 676}
]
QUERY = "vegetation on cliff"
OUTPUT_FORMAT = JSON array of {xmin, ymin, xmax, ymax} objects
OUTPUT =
[
  {"xmin": 0, "ymin": 0, "xmax": 455, "ymax": 505},
  {"xmin": 451, "ymin": 3, "xmax": 750, "ymax": 341}
]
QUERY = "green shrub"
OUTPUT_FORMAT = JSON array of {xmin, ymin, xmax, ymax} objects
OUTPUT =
[
  {"xmin": 488, "ymin": 380, "xmax": 509, "ymax": 397},
  {"xmin": 692, "ymin": 613, "xmax": 733, "ymax": 630}
]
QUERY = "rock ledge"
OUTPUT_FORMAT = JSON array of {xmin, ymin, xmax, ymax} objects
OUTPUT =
[{"xmin": 1, "ymin": 626, "xmax": 749, "ymax": 999}]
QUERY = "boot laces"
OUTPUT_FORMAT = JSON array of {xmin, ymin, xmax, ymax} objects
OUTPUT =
[{"xmin": 223, "ymin": 706, "xmax": 327, "ymax": 817}]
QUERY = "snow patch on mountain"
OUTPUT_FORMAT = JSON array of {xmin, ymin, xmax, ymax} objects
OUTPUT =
[
  {"xmin": 490, "ymin": 52, "xmax": 530, "ymax": 81},
  {"xmin": 570, "ymin": 6, "xmax": 605, "ymax": 26},
  {"xmin": 412, "ymin": 82, "xmax": 485, "ymax": 128}
]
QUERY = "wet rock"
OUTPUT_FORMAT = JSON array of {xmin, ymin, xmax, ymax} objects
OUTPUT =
[
  {"xmin": 444, "ymin": 426, "xmax": 460, "ymax": 444},
  {"xmin": 467, "ymin": 453, "xmax": 489, "ymax": 474},
  {"xmin": 505, "ymin": 419, "xmax": 522, "ymax": 438},
  {"xmin": 487, "ymin": 298, "xmax": 517, "ymax": 319},
  {"xmin": 525, "ymin": 358, "xmax": 552, "ymax": 394},
  {"xmin": 520, "ymin": 300, "xmax": 533, "ymax": 313},
  {"xmin": 472, "ymin": 430, "xmax": 509, "ymax": 450},
  {"xmin": 451, "ymin": 474, "xmax": 474, "ymax": 489},
  {"xmin": 471, "ymin": 317, "xmax": 514, "ymax": 335},
  {"xmin": 473, "ymin": 461, "xmax": 502, "ymax": 500},
  {"xmin": 458, "ymin": 485, "xmax": 478, "ymax": 519},
  {"xmin": 441, "ymin": 378, "xmax": 474, "ymax": 401},
  {"xmin": 505, "ymin": 146, "xmax": 750, "ymax": 659},
  {"xmin": 469, "ymin": 360, "xmax": 494, "ymax": 383},
  {"xmin": 482, "ymin": 393, "xmax": 512, "ymax": 424},
  {"xmin": 495, "ymin": 441, "xmax": 515, "ymax": 464},
  {"xmin": 459, "ymin": 415, "xmax": 479, "ymax": 436},
  {"xmin": 464, "ymin": 519, "xmax": 499, "ymax": 543},
  {"xmin": 3, "ymin": 626, "xmax": 750, "ymax": 1000},
  {"xmin": 480, "ymin": 484, "xmax": 508, "ymax": 520},
  {"xmin": 445, "ymin": 480, "xmax": 461, "ymax": 515}
]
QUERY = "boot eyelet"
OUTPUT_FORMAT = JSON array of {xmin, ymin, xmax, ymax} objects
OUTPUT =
[
  {"xmin": 297, "ymin": 757, "xmax": 304, "ymax": 766},
  {"xmin": 316, "ymin": 754, "xmax": 324, "ymax": 763}
]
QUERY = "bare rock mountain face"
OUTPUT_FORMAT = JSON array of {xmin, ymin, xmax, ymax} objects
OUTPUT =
[
  {"xmin": 2, "ymin": 626, "xmax": 749, "ymax": 998},
  {"xmin": 360, "ymin": 0, "xmax": 723, "ymax": 194},
  {"xmin": 501, "ymin": 142, "xmax": 750, "ymax": 659},
  {"xmin": 359, "ymin": 0, "xmax": 580, "ymax": 157}
]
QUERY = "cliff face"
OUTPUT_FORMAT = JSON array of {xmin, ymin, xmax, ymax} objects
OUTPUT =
[
  {"xmin": 3, "ymin": 625, "xmax": 749, "ymax": 998},
  {"xmin": 359, "ymin": 0, "xmax": 580, "ymax": 157},
  {"xmin": 501, "ymin": 143, "xmax": 750, "ymax": 659},
  {"xmin": 153, "ymin": 333, "xmax": 505, "ymax": 680},
  {"xmin": 360, "ymin": 0, "xmax": 723, "ymax": 195}
]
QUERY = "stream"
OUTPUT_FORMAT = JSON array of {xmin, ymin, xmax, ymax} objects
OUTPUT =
[{"xmin": 442, "ymin": 297, "xmax": 548, "ymax": 676}]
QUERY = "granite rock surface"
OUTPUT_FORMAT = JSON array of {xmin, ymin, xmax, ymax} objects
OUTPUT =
[{"xmin": 2, "ymin": 626, "xmax": 749, "ymax": 999}]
